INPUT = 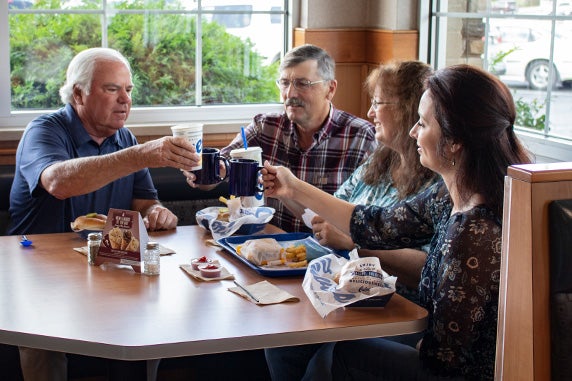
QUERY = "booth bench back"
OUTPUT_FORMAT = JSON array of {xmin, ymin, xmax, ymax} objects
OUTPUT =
[
  {"xmin": 0, "ymin": 165, "xmax": 228, "ymax": 235},
  {"xmin": 495, "ymin": 162, "xmax": 572, "ymax": 380}
]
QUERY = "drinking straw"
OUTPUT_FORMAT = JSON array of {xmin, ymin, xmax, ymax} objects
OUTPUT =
[{"xmin": 241, "ymin": 126, "xmax": 248, "ymax": 150}]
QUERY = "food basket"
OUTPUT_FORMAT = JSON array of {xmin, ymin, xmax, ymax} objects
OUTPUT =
[{"xmin": 196, "ymin": 206, "xmax": 275, "ymax": 239}]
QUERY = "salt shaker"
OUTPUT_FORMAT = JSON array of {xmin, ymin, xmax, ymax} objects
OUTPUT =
[
  {"xmin": 87, "ymin": 232, "xmax": 102, "ymax": 265},
  {"xmin": 143, "ymin": 241, "xmax": 160, "ymax": 275}
]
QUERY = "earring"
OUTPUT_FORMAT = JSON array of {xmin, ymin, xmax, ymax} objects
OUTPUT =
[{"xmin": 449, "ymin": 143, "xmax": 457, "ymax": 166}]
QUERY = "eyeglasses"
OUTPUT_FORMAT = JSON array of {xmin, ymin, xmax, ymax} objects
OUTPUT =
[
  {"xmin": 275, "ymin": 78, "xmax": 328, "ymax": 91},
  {"xmin": 370, "ymin": 99, "xmax": 396, "ymax": 110}
]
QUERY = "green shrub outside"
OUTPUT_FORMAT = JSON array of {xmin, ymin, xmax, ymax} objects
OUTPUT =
[{"xmin": 9, "ymin": 0, "xmax": 280, "ymax": 109}]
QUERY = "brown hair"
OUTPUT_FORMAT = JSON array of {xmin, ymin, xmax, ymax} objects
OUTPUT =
[
  {"xmin": 362, "ymin": 61, "xmax": 436, "ymax": 198},
  {"xmin": 426, "ymin": 64, "xmax": 533, "ymax": 215}
]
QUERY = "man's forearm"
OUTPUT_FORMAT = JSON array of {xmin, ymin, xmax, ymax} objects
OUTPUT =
[{"xmin": 40, "ymin": 145, "xmax": 144, "ymax": 199}]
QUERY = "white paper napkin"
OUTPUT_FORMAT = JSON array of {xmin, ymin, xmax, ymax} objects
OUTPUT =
[
  {"xmin": 228, "ymin": 280, "xmax": 299, "ymax": 305},
  {"xmin": 301, "ymin": 208, "xmax": 318, "ymax": 229}
]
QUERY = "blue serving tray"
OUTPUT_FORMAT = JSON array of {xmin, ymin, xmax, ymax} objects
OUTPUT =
[{"xmin": 217, "ymin": 232, "xmax": 348, "ymax": 277}]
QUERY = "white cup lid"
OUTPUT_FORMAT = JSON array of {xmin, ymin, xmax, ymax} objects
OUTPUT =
[
  {"xmin": 171, "ymin": 123, "xmax": 203, "ymax": 132},
  {"xmin": 230, "ymin": 146, "xmax": 262, "ymax": 155}
]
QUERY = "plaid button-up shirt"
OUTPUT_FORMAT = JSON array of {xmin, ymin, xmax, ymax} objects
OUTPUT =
[{"xmin": 221, "ymin": 106, "xmax": 377, "ymax": 232}]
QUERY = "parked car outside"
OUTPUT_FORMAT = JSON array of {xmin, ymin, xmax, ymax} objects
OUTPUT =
[
  {"xmin": 488, "ymin": 22, "xmax": 572, "ymax": 90},
  {"xmin": 491, "ymin": 1, "xmax": 517, "ymax": 14},
  {"xmin": 557, "ymin": 2, "xmax": 572, "ymax": 16}
]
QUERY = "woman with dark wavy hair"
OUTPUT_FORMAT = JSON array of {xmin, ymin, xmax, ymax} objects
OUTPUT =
[{"xmin": 262, "ymin": 64, "xmax": 533, "ymax": 380}]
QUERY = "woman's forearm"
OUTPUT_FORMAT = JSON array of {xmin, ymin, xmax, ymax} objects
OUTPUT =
[
  {"xmin": 358, "ymin": 248, "xmax": 427, "ymax": 289},
  {"xmin": 291, "ymin": 178, "xmax": 355, "ymax": 235}
]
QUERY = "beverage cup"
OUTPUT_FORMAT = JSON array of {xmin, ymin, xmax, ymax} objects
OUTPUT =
[
  {"xmin": 228, "ymin": 158, "xmax": 264, "ymax": 197},
  {"xmin": 193, "ymin": 147, "xmax": 230, "ymax": 185},
  {"xmin": 230, "ymin": 147, "xmax": 264, "ymax": 206},
  {"xmin": 171, "ymin": 123, "xmax": 203, "ymax": 170},
  {"xmin": 229, "ymin": 147, "xmax": 263, "ymax": 165}
]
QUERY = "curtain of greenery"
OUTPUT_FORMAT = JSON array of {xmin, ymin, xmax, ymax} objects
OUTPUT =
[{"xmin": 9, "ymin": 0, "xmax": 280, "ymax": 109}]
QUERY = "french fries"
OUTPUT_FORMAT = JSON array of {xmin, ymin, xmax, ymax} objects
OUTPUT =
[
  {"xmin": 280, "ymin": 244, "xmax": 308, "ymax": 268},
  {"xmin": 286, "ymin": 260, "xmax": 308, "ymax": 268},
  {"xmin": 218, "ymin": 195, "xmax": 236, "ymax": 205},
  {"xmin": 284, "ymin": 244, "xmax": 307, "ymax": 262}
]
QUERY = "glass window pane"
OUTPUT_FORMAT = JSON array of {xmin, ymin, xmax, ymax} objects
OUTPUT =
[
  {"xmin": 490, "ymin": 1, "xmax": 517, "ymax": 14},
  {"xmin": 488, "ymin": 19, "xmax": 554, "ymax": 90},
  {"xmin": 549, "ymin": 19, "xmax": 572, "ymax": 138},
  {"xmin": 202, "ymin": 0, "xmax": 283, "ymax": 64},
  {"xmin": 201, "ymin": 0, "xmax": 283, "ymax": 104},
  {"xmin": 433, "ymin": 0, "xmax": 572, "ymax": 140},
  {"xmin": 9, "ymin": 13, "xmax": 102, "ymax": 110},
  {"xmin": 439, "ymin": 0, "xmax": 487, "ymax": 13},
  {"xmin": 201, "ymin": 18, "xmax": 280, "ymax": 105},
  {"xmin": 107, "ymin": 12, "xmax": 197, "ymax": 106},
  {"xmin": 8, "ymin": 0, "xmax": 285, "ymax": 111}
]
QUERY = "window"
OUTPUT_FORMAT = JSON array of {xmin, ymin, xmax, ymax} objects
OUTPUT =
[
  {"xmin": 211, "ymin": 5, "xmax": 252, "ymax": 28},
  {"xmin": 1, "ymin": 0, "xmax": 288, "ymax": 129},
  {"xmin": 423, "ymin": 0, "xmax": 572, "ymax": 162}
]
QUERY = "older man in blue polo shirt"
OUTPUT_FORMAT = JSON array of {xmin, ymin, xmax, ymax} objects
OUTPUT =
[
  {"xmin": 8, "ymin": 47, "xmax": 199, "ymax": 235},
  {"xmin": 8, "ymin": 47, "xmax": 200, "ymax": 381}
]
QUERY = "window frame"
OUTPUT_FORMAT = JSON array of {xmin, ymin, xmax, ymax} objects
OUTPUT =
[
  {"xmin": 0, "ymin": 0, "xmax": 290, "ymax": 132},
  {"xmin": 420, "ymin": 0, "xmax": 572, "ymax": 163}
]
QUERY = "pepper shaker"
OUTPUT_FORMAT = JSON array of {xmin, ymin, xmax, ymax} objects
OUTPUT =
[{"xmin": 87, "ymin": 232, "xmax": 102, "ymax": 265}]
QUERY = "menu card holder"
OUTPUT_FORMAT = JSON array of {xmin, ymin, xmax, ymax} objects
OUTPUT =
[{"xmin": 96, "ymin": 208, "xmax": 149, "ymax": 273}]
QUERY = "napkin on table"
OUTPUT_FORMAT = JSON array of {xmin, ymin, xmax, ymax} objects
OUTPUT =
[{"xmin": 228, "ymin": 280, "xmax": 299, "ymax": 305}]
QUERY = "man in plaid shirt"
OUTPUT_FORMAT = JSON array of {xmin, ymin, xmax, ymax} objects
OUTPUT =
[{"xmin": 219, "ymin": 44, "xmax": 377, "ymax": 232}]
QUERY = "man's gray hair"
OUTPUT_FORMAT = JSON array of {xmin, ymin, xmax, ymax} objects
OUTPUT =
[
  {"xmin": 279, "ymin": 44, "xmax": 335, "ymax": 81},
  {"xmin": 59, "ymin": 47, "xmax": 132, "ymax": 105}
]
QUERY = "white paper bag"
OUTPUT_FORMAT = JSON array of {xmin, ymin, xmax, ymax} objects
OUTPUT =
[{"xmin": 302, "ymin": 250, "xmax": 396, "ymax": 318}]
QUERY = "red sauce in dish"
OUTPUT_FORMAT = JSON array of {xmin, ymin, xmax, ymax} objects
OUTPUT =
[
  {"xmin": 199, "ymin": 263, "xmax": 221, "ymax": 278},
  {"xmin": 191, "ymin": 256, "xmax": 212, "ymax": 270}
]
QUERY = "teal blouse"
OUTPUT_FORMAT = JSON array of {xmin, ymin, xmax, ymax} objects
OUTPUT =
[{"xmin": 333, "ymin": 155, "xmax": 438, "ymax": 303}]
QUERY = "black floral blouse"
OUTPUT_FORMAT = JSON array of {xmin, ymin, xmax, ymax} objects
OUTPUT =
[{"xmin": 350, "ymin": 180, "xmax": 501, "ymax": 380}]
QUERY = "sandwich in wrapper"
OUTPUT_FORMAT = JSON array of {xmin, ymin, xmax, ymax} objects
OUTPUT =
[
  {"xmin": 302, "ymin": 250, "xmax": 396, "ymax": 318},
  {"xmin": 238, "ymin": 238, "xmax": 283, "ymax": 266}
]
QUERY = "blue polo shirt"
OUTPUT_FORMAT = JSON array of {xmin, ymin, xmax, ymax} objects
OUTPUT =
[{"xmin": 8, "ymin": 104, "xmax": 158, "ymax": 235}]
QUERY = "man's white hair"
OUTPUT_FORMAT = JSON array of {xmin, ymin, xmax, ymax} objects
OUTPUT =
[{"xmin": 59, "ymin": 47, "xmax": 131, "ymax": 105}]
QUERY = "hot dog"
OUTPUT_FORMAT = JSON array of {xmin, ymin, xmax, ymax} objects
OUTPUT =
[{"xmin": 70, "ymin": 213, "xmax": 107, "ymax": 231}]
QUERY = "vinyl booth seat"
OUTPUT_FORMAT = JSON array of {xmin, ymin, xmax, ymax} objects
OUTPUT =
[{"xmin": 548, "ymin": 199, "xmax": 572, "ymax": 381}]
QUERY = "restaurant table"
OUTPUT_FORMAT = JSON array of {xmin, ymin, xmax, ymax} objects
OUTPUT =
[{"xmin": 0, "ymin": 225, "xmax": 427, "ymax": 363}]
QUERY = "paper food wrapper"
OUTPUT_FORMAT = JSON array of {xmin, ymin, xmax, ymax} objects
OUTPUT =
[
  {"xmin": 196, "ymin": 206, "xmax": 275, "ymax": 240},
  {"xmin": 303, "ymin": 250, "xmax": 396, "ymax": 318}
]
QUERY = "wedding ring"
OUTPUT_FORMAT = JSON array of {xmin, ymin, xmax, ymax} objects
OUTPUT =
[{"xmin": 315, "ymin": 232, "xmax": 321, "ymax": 239}]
